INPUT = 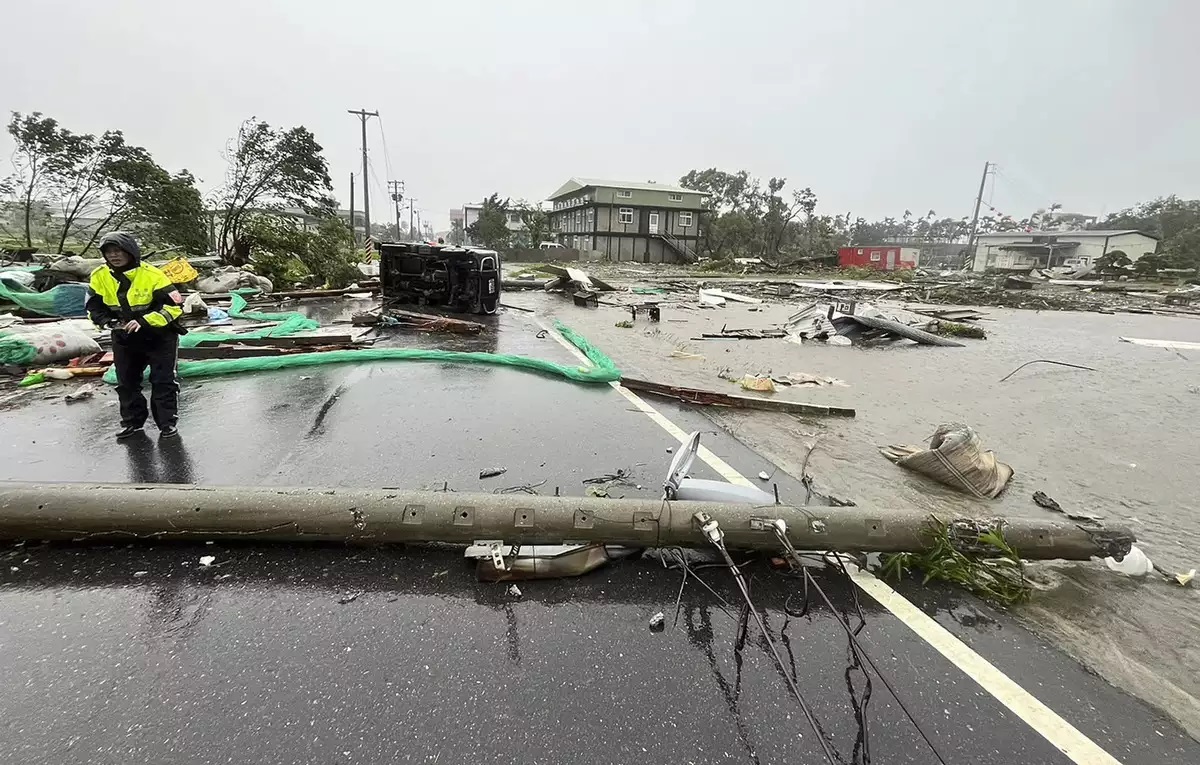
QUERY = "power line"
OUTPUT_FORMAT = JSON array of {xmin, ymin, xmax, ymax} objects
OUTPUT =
[{"xmin": 375, "ymin": 113, "xmax": 395, "ymax": 183}]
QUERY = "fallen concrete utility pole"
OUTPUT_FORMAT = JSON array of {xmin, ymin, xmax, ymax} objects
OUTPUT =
[{"xmin": 0, "ymin": 483, "xmax": 1132, "ymax": 560}]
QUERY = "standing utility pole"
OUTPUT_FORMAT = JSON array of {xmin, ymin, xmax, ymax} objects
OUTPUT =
[
  {"xmin": 347, "ymin": 109, "xmax": 379, "ymax": 241},
  {"xmin": 408, "ymin": 198, "xmax": 418, "ymax": 242},
  {"xmin": 348, "ymin": 172, "xmax": 356, "ymax": 245},
  {"xmin": 387, "ymin": 180, "xmax": 405, "ymax": 241},
  {"xmin": 966, "ymin": 161, "xmax": 991, "ymax": 251}
]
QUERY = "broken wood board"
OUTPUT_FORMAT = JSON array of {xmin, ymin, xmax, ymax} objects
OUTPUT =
[
  {"xmin": 1119, "ymin": 337, "xmax": 1200, "ymax": 350},
  {"xmin": 384, "ymin": 308, "xmax": 485, "ymax": 334},
  {"xmin": 791, "ymin": 280, "xmax": 910, "ymax": 292},
  {"xmin": 620, "ymin": 376, "xmax": 855, "ymax": 417},
  {"xmin": 699, "ymin": 288, "xmax": 762, "ymax": 304},
  {"xmin": 536, "ymin": 265, "xmax": 616, "ymax": 291}
]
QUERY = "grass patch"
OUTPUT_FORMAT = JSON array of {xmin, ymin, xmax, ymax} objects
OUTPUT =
[{"xmin": 880, "ymin": 518, "xmax": 1031, "ymax": 606}]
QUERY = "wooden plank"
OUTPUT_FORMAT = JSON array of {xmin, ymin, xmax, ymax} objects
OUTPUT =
[{"xmin": 620, "ymin": 376, "xmax": 855, "ymax": 418}]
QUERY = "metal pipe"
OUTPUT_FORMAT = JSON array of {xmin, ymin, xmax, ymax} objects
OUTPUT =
[{"xmin": 0, "ymin": 483, "xmax": 1133, "ymax": 560}]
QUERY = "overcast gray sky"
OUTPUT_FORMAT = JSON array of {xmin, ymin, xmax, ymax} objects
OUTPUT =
[{"xmin": 3, "ymin": 0, "xmax": 1197, "ymax": 230}]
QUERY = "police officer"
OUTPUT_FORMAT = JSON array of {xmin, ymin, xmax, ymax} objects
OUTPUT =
[{"xmin": 86, "ymin": 232, "xmax": 185, "ymax": 439}]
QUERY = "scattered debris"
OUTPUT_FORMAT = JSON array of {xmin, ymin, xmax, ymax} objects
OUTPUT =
[
  {"xmin": 573, "ymin": 290, "xmax": 599, "ymax": 307},
  {"xmin": 382, "ymin": 308, "xmax": 485, "ymax": 334},
  {"xmin": 927, "ymin": 321, "xmax": 987, "ymax": 339},
  {"xmin": 1105, "ymin": 545, "xmax": 1154, "ymax": 577},
  {"xmin": 771, "ymin": 372, "xmax": 848, "ymax": 387},
  {"xmin": 739, "ymin": 374, "xmax": 776, "ymax": 392},
  {"xmin": 1176, "ymin": 569, "xmax": 1196, "ymax": 587},
  {"xmin": 757, "ymin": 471, "xmax": 770, "ymax": 481},
  {"xmin": 621, "ymin": 376, "xmax": 855, "ymax": 417},
  {"xmin": 698, "ymin": 290, "xmax": 726, "ymax": 307},
  {"xmin": 64, "ymin": 383, "xmax": 99, "ymax": 403},
  {"xmin": 199, "ymin": 555, "xmax": 216, "ymax": 567},
  {"xmin": 1032, "ymin": 491, "xmax": 1063, "ymax": 513},
  {"xmin": 614, "ymin": 320, "xmax": 634, "ymax": 328},
  {"xmin": 1118, "ymin": 337, "xmax": 1200, "ymax": 351},
  {"xmin": 479, "ymin": 467, "xmax": 507, "ymax": 479},
  {"xmin": 494, "ymin": 480, "xmax": 547, "ymax": 495},
  {"xmin": 648, "ymin": 611, "xmax": 666, "ymax": 632},
  {"xmin": 338, "ymin": 592, "xmax": 361, "ymax": 604},
  {"xmin": 697, "ymin": 325, "xmax": 786, "ymax": 340},
  {"xmin": 133, "ymin": 570, "xmax": 148, "ymax": 578},
  {"xmin": 698, "ymin": 288, "xmax": 762, "ymax": 304},
  {"xmin": 537, "ymin": 264, "xmax": 616, "ymax": 293},
  {"xmin": 999, "ymin": 359, "xmax": 1096, "ymax": 382},
  {"xmin": 833, "ymin": 313, "xmax": 964, "ymax": 347},
  {"xmin": 880, "ymin": 424, "xmax": 1013, "ymax": 499},
  {"xmin": 583, "ymin": 469, "xmax": 636, "ymax": 487},
  {"xmin": 507, "ymin": 584, "xmax": 523, "ymax": 598}
]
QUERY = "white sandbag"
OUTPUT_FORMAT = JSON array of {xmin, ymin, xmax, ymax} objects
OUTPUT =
[
  {"xmin": 879, "ymin": 424, "xmax": 1014, "ymax": 499},
  {"xmin": 1, "ymin": 323, "xmax": 101, "ymax": 364},
  {"xmin": 0, "ymin": 269, "xmax": 37, "ymax": 289},
  {"xmin": 197, "ymin": 266, "xmax": 273, "ymax": 294},
  {"xmin": 47, "ymin": 255, "xmax": 103, "ymax": 280}
]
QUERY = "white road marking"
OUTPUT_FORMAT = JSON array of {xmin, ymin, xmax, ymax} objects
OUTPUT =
[{"xmin": 541, "ymin": 316, "xmax": 1124, "ymax": 765}]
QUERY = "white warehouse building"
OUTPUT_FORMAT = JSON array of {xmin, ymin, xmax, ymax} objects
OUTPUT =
[{"xmin": 972, "ymin": 230, "xmax": 1159, "ymax": 272}]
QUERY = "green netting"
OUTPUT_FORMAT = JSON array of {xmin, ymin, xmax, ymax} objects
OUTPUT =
[
  {"xmin": 104, "ymin": 320, "xmax": 620, "ymax": 385},
  {"xmin": 0, "ymin": 334, "xmax": 38, "ymax": 365},
  {"xmin": 0, "ymin": 279, "xmax": 88, "ymax": 317},
  {"xmin": 179, "ymin": 292, "xmax": 319, "ymax": 349}
]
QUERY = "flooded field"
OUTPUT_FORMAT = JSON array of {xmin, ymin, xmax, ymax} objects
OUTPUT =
[{"xmin": 521, "ymin": 288, "xmax": 1200, "ymax": 737}]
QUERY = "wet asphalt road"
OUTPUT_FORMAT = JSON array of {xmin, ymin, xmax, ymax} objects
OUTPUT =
[{"xmin": 1, "ymin": 302, "xmax": 1197, "ymax": 763}]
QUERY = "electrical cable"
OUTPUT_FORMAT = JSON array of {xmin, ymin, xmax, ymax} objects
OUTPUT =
[
  {"xmin": 771, "ymin": 523, "xmax": 950, "ymax": 765},
  {"xmin": 695, "ymin": 514, "xmax": 839, "ymax": 765}
]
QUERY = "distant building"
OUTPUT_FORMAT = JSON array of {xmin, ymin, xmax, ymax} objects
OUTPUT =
[
  {"xmin": 972, "ymin": 230, "xmax": 1159, "ymax": 272},
  {"xmin": 545, "ymin": 178, "xmax": 708, "ymax": 263},
  {"xmin": 451, "ymin": 202, "xmax": 530, "ymax": 246},
  {"xmin": 839, "ymin": 245, "xmax": 920, "ymax": 270}
]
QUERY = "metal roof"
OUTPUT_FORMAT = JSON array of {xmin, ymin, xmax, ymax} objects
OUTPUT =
[
  {"xmin": 547, "ymin": 177, "xmax": 709, "ymax": 200},
  {"xmin": 977, "ymin": 229, "xmax": 1158, "ymax": 239}
]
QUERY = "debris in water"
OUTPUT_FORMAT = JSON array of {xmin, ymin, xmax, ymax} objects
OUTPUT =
[
  {"xmin": 1119, "ymin": 337, "xmax": 1200, "ymax": 351},
  {"xmin": 739, "ymin": 374, "xmax": 776, "ymax": 392},
  {"xmin": 648, "ymin": 611, "xmax": 666, "ymax": 632},
  {"xmin": 507, "ymin": 584, "xmax": 523, "ymax": 598},
  {"xmin": 479, "ymin": 467, "xmax": 507, "ymax": 479},
  {"xmin": 1175, "ymin": 569, "xmax": 1196, "ymax": 587},
  {"xmin": 614, "ymin": 320, "xmax": 634, "ymax": 328},
  {"xmin": 880, "ymin": 424, "xmax": 1013, "ymax": 499},
  {"xmin": 432, "ymin": 570, "xmax": 448, "ymax": 578},
  {"xmin": 1032, "ymin": 491, "xmax": 1062, "ymax": 513},
  {"xmin": 133, "ymin": 570, "xmax": 148, "ymax": 578},
  {"xmin": 338, "ymin": 592, "xmax": 361, "ymax": 604},
  {"xmin": 1105, "ymin": 545, "xmax": 1154, "ymax": 577},
  {"xmin": 757, "ymin": 471, "xmax": 770, "ymax": 481},
  {"xmin": 199, "ymin": 555, "xmax": 216, "ymax": 567}
]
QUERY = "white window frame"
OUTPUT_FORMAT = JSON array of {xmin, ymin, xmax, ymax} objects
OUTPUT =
[
  {"xmin": 616, "ymin": 190, "xmax": 632, "ymax": 199},
  {"xmin": 668, "ymin": 193, "xmax": 683, "ymax": 202},
  {"xmin": 679, "ymin": 212, "xmax": 693, "ymax": 228},
  {"xmin": 870, "ymin": 252, "xmax": 881, "ymax": 262},
  {"xmin": 618, "ymin": 208, "xmax": 634, "ymax": 225}
]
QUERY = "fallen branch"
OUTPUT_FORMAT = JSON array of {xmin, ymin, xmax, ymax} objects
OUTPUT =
[{"xmin": 999, "ymin": 359, "xmax": 1097, "ymax": 382}]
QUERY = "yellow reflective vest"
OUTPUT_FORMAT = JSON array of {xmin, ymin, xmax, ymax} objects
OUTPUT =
[{"xmin": 87, "ymin": 263, "xmax": 183, "ymax": 330}]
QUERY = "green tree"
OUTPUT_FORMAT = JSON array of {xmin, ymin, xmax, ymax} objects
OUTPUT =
[
  {"xmin": 216, "ymin": 118, "xmax": 336, "ymax": 266},
  {"xmin": 1094, "ymin": 196, "xmax": 1198, "ymax": 271},
  {"xmin": 513, "ymin": 200, "xmax": 549, "ymax": 248},
  {"xmin": 4, "ymin": 112, "xmax": 78, "ymax": 247},
  {"xmin": 466, "ymin": 193, "xmax": 511, "ymax": 249},
  {"xmin": 243, "ymin": 213, "xmax": 361, "ymax": 289},
  {"xmin": 448, "ymin": 218, "xmax": 465, "ymax": 245}
]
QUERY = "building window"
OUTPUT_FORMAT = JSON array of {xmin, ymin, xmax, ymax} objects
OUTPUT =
[
  {"xmin": 508, "ymin": 212, "xmax": 521, "ymax": 223},
  {"xmin": 668, "ymin": 193, "xmax": 683, "ymax": 202},
  {"xmin": 587, "ymin": 209, "xmax": 594, "ymax": 226},
  {"xmin": 679, "ymin": 212, "xmax": 693, "ymax": 228},
  {"xmin": 857, "ymin": 248, "xmax": 864, "ymax": 255},
  {"xmin": 618, "ymin": 208, "xmax": 633, "ymax": 224},
  {"xmin": 617, "ymin": 190, "xmax": 632, "ymax": 198},
  {"xmin": 870, "ymin": 252, "xmax": 881, "ymax": 262}
]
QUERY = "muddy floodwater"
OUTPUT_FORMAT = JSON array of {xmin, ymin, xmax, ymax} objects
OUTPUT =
[{"xmin": 521, "ymin": 290, "xmax": 1200, "ymax": 737}]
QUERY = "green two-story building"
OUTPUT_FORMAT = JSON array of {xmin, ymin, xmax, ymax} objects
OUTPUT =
[{"xmin": 546, "ymin": 178, "xmax": 708, "ymax": 263}]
